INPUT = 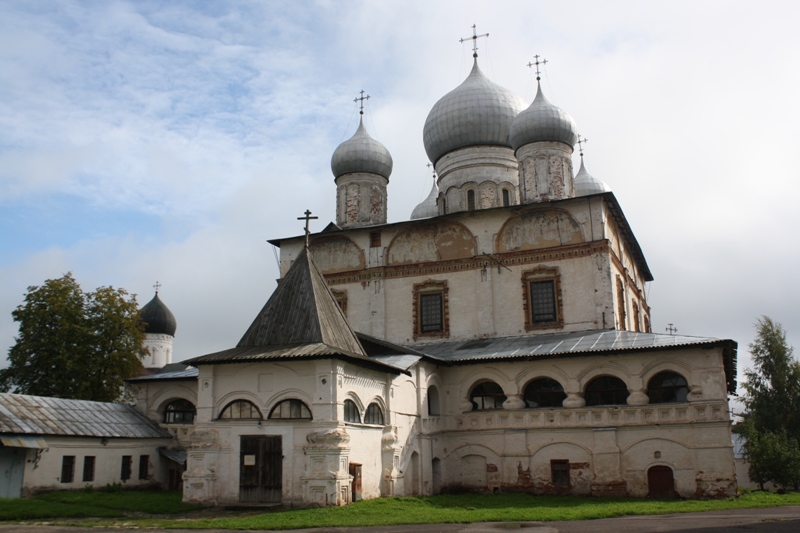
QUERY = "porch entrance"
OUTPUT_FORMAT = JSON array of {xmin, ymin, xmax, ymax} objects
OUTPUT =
[
  {"xmin": 647, "ymin": 465, "xmax": 675, "ymax": 498},
  {"xmin": 239, "ymin": 435, "xmax": 282, "ymax": 503},
  {"xmin": 349, "ymin": 462, "xmax": 362, "ymax": 502}
]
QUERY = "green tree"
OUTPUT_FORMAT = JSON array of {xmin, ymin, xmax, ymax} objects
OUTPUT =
[
  {"xmin": 741, "ymin": 316, "xmax": 800, "ymax": 488},
  {"xmin": 0, "ymin": 273, "xmax": 146, "ymax": 402}
]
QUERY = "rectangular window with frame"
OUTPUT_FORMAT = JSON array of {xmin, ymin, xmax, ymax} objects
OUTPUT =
[
  {"xmin": 121, "ymin": 455, "xmax": 132, "ymax": 481},
  {"xmin": 369, "ymin": 231, "xmax": 381, "ymax": 248},
  {"xmin": 82, "ymin": 456, "xmax": 95, "ymax": 482},
  {"xmin": 138, "ymin": 455, "xmax": 149, "ymax": 480},
  {"xmin": 61, "ymin": 456, "xmax": 75, "ymax": 483},
  {"xmin": 551, "ymin": 460, "xmax": 570, "ymax": 487},
  {"xmin": 522, "ymin": 267, "xmax": 563, "ymax": 331},
  {"xmin": 413, "ymin": 280, "xmax": 449, "ymax": 340}
]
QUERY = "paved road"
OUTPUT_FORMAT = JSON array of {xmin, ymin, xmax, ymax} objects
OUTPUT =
[{"xmin": 2, "ymin": 506, "xmax": 799, "ymax": 533}]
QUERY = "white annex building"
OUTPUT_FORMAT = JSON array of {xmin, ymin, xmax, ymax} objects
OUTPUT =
[{"xmin": 2, "ymin": 39, "xmax": 739, "ymax": 503}]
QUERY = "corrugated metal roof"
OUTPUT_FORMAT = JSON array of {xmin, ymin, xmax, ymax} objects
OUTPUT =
[
  {"xmin": 159, "ymin": 448, "xmax": 187, "ymax": 465},
  {"xmin": 0, "ymin": 436, "xmax": 48, "ymax": 448},
  {"xmin": 370, "ymin": 354, "xmax": 422, "ymax": 372},
  {"xmin": 409, "ymin": 330, "xmax": 737, "ymax": 393},
  {"xmin": 127, "ymin": 364, "xmax": 198, "ymax": 383},
  {"xmin": 0, "ymin": 393, "xmax": 172, "ymax": 439},
  {"xmin": 410, "ymin": 330, "xmax": 726, "ymax": 361}
]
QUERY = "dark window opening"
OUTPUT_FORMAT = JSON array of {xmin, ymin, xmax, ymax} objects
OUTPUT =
[
  {"xmin": 441, "ymin": 197, "xmax": 447, "ymax": 214},
  {"xmin": 420, "ymin": 293, "xmax": 443, "ymax": 333},
  {"xmin": 530, "ymin": 280, "xmax": 557, "ymax": 323},
  {"xmin": 470, "ymin": 381, "xmax": 507, "ymax": 410},
  {"xmin": 467, "ymin": 190, "xmax": 476, "ymax": 210},
  {"xmin": 551, "ymin": 460, "xmax": 570, "ymax": 487},
  {"xmin": 219, "ymin": 400, "xmax": 262, "ymax": 420},
  {"xmin": 428, "ymin": 385, "xmax": 441, "ymax": 416},
  {"xmin": 269, "ymin": 399, "xmax": 312, "ymax": 419},
  {"xmin": 82, "ymin": 456, "xmax": 95, "ymax": 482},
  {"xmin": 364, "ymin": 403, "xmax": 385, "ymax": 425},
  {"xmin": 370, "ymin": 231, "xmax": 381, "ymax": 248},
  {"xmin": 121, "ymin": 455, "xmax": 132, "ymax": 481},
  {"xmin": 584, "ymin": 376, "xmax": 629, "ymax": 406},
  {"xmin": 138, "ymin": 455, "xmax": 149, "ymax": 480},
  {"xmin": 61, "ymin": 456, "xmax": 75, "ymax": 483},
  {"xmin": 344, "ymin": 399, "xmax": 361, "ymax": 423},
  {"xmin": 647, "ymin": 371, "xmax": 689, "ymax": 403},
  {"xmin": 524, "ymin": 378, "xmax": 566, "ymax": 408},
  {"xmin": 502, "ymin": 189, "xmax": 510, "ymax": 207},
  {"xmin": 164, "ymin": 399, "xmax": 196, "ymax": 424}
]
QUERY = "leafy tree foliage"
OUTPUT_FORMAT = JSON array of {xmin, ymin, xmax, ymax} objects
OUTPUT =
[
  {"xmin": 741, "ymin": 316, "xmax": 800, "ymax": 488},
  {"xmin": 0, "ymin": 273, "xmax": 146, "ymax": 402}
]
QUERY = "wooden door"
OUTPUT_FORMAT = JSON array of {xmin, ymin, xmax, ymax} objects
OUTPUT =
[
  {"xmin": 349, "ymin": 462, "xmax": 362, "ymax": 502},
  {"xmin": 239, "ymin": 436, "xmax": 282, "ymax": 503},
  {"xmin": 647, "ymin": 465, "xmax": 675, "ymax": 498}
]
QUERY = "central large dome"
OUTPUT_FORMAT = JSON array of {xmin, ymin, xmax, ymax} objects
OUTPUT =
[{"xmin": 423, "ymin": 60, "xmax": 528, "ymax": 165}]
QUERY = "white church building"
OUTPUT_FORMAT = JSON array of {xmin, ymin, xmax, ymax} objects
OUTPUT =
[{"xmin": 3, "ymin": 40, "xmax": 739, "ymax": 504}]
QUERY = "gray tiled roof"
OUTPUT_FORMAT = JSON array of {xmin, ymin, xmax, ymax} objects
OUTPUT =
[{"xmin": 0, "ymin": 393, "xmax": 171, "ymax": 439}]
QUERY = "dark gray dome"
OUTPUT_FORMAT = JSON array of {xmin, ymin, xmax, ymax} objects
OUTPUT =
[
  {"xmin": 574, "ymin": 157, "xmax": 610, "ymax": 196},
  {"xmin": 331, "ymin": 118, "xmax": 393, "ymax": 180},
  {"xmin": 423, "ymin": 60, "xmax": 528, "ymax": 165},
  {"xmin": 139, "ymin": 293, "xmax": 177, "ymax": 336},
  {"xmin": 509, "ymin": 82, "xmax": 578, "ymax": 150}
]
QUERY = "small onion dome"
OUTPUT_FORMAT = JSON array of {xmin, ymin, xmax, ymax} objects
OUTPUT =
[
  {"xmin": 574, "ymin": 157, "xmax": 611, "ymax": 196},
  {"xmin": 411, "ymin": 178, "xmax": 440, "ymax": 219},
  {"xmin": 509, "ymin": 82, "xmax": 578, "ymax": 151},
  {"xmin": 139, "ymin": 292, "xmax": 177, "ymax": 336},
  {"xmin": 423, "ymin": 60, "xmax": 528, "ymax": 165},
  {"xmin": 330, "ymin": 118, "xmax": 393, "ymax": 180}
]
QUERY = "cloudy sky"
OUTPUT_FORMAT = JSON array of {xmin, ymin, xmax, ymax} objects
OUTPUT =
[{"xmin": 2, "ymin": 0, "xmax": 799, "ymax": 399}]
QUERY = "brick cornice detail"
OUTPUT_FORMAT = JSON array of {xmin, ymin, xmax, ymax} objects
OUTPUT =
[{"xmin": 322, "ymin": 241, "xmax": 610, "ymax": 286}]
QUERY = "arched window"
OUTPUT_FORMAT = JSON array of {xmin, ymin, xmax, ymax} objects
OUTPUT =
[
  {"xmin": 164, "ymin": 399, "xmax": 196, "ymax": 424},
  {"xmin": 428, "ymin": 385, "xmax": 441, "ymax": 416},
  {"xmin": 467, "ymin": 190, "xmax": 476, "ymax": 211},
  {"xmin": 647, "ymin": 371, "xmax": 689, "ymax": 404},
  {"xmin": 502, "ymin": 189, "xmax": 510, "ymax": 207},
  {"xmin": 364, "ymin": 403, "xmax": 384, "ymax": 425},
  {"xmin": 343, "ymin": 399, "xmax": 361, "ymax": 423},
  {"xmin": 470, "ymin": 381, "xmax": 506, "ymax": 410},
  {"xmin": 523, "ymin": 378, "xmax": 566, "ymax": 408},
  {"xmin": 584, "ymin": 376, "xmax": 629, "ymax": 406},
  {"xmin": 269, "ymin": 399, "xmax": 312, "ymax": 420},
  {"xmin": 219, "ymin": 400, "xmax": 261, "ymax": 420}
]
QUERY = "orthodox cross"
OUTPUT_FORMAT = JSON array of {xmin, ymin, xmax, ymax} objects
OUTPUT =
[
  {"xmin": 426, "ymin": 162, "xmax": 436, "ymax": 179},
  {"xmin": 666, "ymin": 323, "xmax": 678, "ymax": 335},
  {"xmin": 527, "ymin": 55, "xmax": 548, "ymax": 81},
  {"xmin": 460, "ymin": 24, "xmax": 489, "ymax": 58},
  {"xmin": 577, "ymin": 135, "xmax": 588, "ymax": 158},
  {"xmin": 354, "ymin": 90, "xmax": 370, "ymax": 115},
  {"xmin": 153, "ymin": 281, "xmax": 161, "ymax": 294},
  {"xmin": 297, "ymin": 209, "xmax": 318, "ymax": 248}
]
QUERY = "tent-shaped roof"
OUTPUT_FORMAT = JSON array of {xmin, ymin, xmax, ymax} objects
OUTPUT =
[{"xmin": 186, "ymin": 248, "xmax": 402, "ymax": 373}]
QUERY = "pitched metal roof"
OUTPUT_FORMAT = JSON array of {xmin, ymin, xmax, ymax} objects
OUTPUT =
[
  {"xmin": 409, "ymin": 329, "xmax": 737, "ymax": 392},
  {"xmin": 0, "ymin": 393, "xmax": 171, "ymax": 439},
  {"xmin": 127, "ymin": 363, "xmax": 198, "ymax": 383}
]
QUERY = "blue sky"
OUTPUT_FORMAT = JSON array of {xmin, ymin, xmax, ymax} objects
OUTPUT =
[{"xmin": 2, "ymin": 0, "xmax": 800, "ymax": 397}]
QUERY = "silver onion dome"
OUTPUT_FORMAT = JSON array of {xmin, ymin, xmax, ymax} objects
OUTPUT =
[
  {"xmin": 410, "ymin": 178, "xmax": 440, "ymax": 219},
  {"xmin": 509, "ymin": 82, "xmax": 578, "ymax": 150},
  {"xmin": 574, "ymin": 157, "xmax": 611, "ymax": 196},
  {"xmin": 331, "ymin": 118, "xmax": 393, "ymax": 180},
  {"xmin": 423, "ymin": 60, "xmax": 528, "ymax": 165}
]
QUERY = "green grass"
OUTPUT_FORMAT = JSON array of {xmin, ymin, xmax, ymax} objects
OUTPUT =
[
  {"xmin": 3, "ymin": 490, "xmax": 800, "ymax": 530},
  {"xmin": 0, "ymin": 489, "xmax": 200, "ymax": 521}
]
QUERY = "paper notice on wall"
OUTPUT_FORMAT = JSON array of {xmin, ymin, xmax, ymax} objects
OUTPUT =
[{"xmin": 243, "ymin": 455, "xmax": 256, "ymax": 466}]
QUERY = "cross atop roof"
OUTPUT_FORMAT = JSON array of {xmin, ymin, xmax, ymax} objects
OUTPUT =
[
  {"xmin": 297, "ymin": 209, "xmax": 318, "ymax": 248},
  {"xmin": 354, "ymin": 90, "xmax": 370, "ymax": 115},
  {"xmin": 460, "ymin": 24, "xmax": 489, "ymax": 59},
  {"xmin": 577, "ymin": 135, "xmax": 588, "ymax": 158},
  {"xmin": 153, "ymin": 281, "xmax": 161, "ymax": 294},
  {"xmin": 527, "ymin": 55, "xmax": 548, "ymax": 81}
]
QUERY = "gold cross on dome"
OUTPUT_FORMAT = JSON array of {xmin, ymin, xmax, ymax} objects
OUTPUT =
[
  {"xmin": 297, "ymin": 209, "xmax": 318, "ymax": 248},
  {"xmin": 354, "ymin": 90, "xmax": 370, "ymax": 115},
  {"xmin": 577, "ymin": 135, "xmax": 588, "ymax": 157},
  {"xmin": 527, "ymin": 55, "xmax": 548, "ymax": 81},
  {"xmin": 460, "ymin": 24, "xmax": 489, "ymax": 58},
  {"xmin": 153, "ymin": 281, "xmax": 161, "ymax": 294}
]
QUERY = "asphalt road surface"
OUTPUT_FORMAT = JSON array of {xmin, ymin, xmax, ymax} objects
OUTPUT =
[{"xmin": 1, "ymin": 506, "xmax": 799, "ymax": 533}]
